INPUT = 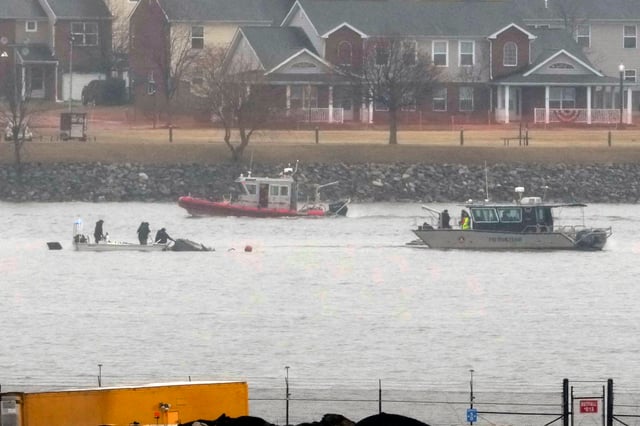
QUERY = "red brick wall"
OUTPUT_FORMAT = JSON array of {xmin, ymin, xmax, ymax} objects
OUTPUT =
[
  {"xmin": 130, "ymin": 0, "xmax": 169, "ymax": 109},
  {"xmin": 325, "ymin": 26, "xmax": 363, "ymax": 70},
  {"xmin": 0, "ymin": 21, "xmax": 17, "ymax": 83},
  {"xmin": 491, "ymin": 27, "xmax": 530, "ymax": 79},
  {"xmin": 55, "ymin": 20, "xmax": 112, "ymax": 73}
]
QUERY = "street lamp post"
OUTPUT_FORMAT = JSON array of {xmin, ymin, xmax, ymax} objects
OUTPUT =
[
  {"xmin": 285, "ymin": 366, "xmax": 290, "ymax": 426},
  {"xmin": 619, "ymin": 63, "xmax": 625, "ymax": 125},
  {"xmin": 69, "ymin": 35, "xmax": 74, "ymax": 112}
]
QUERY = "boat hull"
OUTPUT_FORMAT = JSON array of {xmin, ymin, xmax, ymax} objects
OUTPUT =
[
  {"xmin": 73, "ymin": 242, "xmax": 169, "ymax": 252},
  {"xmin": 412, "ymin": 228, "xmax": 609, "ymax": 250},
  {"xmin": 178, "ymin": 196, "xmax": 343, "ymax": 218}
]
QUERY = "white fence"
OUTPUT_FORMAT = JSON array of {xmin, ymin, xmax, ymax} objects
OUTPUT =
[
  {"xmin": 534, "ymin": 108, "xmax": 622, "ymax": 124},
  {"xmin": 291, "ymin": 108, "xmax": 344, "ymax": 123}
]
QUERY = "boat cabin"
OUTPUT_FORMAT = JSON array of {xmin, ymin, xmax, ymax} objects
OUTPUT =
[
  {"xmin": 235, "ymin": 172, "xmax": 298, "ymax": 211},
  {"xmin": 467, "ymin": 197, "xmax": 555, "ymax": 233}
]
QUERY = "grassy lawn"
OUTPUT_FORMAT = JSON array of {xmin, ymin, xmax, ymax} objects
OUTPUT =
[{"xmin": 3, "ymin": 105, "xmax": 640, "ymax": 165}]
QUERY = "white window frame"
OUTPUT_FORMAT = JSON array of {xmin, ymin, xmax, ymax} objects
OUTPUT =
[
  {"xmin": 432, "ymin": 87, "xmax": 447, "ymax": 111},
  {"xmin": 549, "ymin": 87, "xmax": 576, "ymax": 109},
  {"xmin": 624, "ymin": 25, "xmax": 637, "ymax": 48},
  {"xmin": 25, "ymin": 21, "xmax": 38, "ymax": 32},
  {"xmin": 576, "ymin": 24, "xmax": 590, "ymax": 48},
  {"xmin": 337, "ymin": 41, "xmax": 352, "ymax": 67},
  {"xmin": 375, "ymin": 43, "xmax": 389, "ymax": 66},
  {"xmin": 71, "ymin": 22, "xmax": 99, "ymax": 46},
  {"xmin": 374, "ymin": 96, "xmax": 389, "ymax": 111},
  {"xmin": 432, "ymin": 40, "xmax": 448, "ymax": 67},
  {"xmin": 459, "ymin": 86, "xmax": 474, "ymax": 112},
  {"xmin": 503, "ymin": 42, "xmax": 517, "ymax": 67},
  {"xmin": 147, "ymin": 70, "xmax": 156, "ymax": 95},
  {"xmin": 459, "ymin": 40, "xmax": 474, "ymax": 66},
  {"xmin": 624, "ymin": 69, "xmax": 637, "ymax": 82},
  {"xmin": 191, "ymin": 26, "xmax": 204, "ymax": 49}
]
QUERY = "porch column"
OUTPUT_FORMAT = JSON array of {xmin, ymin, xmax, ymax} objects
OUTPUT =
[
  {"xmin": 286, "ymin": 85, "xmax": 291, "ymax": 114},
  {"xmin": 497, "ymin": 86, "xmax": 503, "ymax": 122},
  {"xmin": 544, "ymin": 85, "xmax": 550, "ymax": 124},
  {"xmin": 611, "ymin": 86, "xmax": 616, "ymax": 110},
  {"xmin": 587, "ymin": 86, "xmax": 592, "ymax": 125},
  {"xmin": 627, "ymin": 87, "xmax": 633, "ymax": 124},
  {"xmin": 504, "ymin": 85, "xmax": 510, "ymax": 124},
  {"xmin": 361, "ymin": 100, "xmax": 366, "ymax": 123},
  {"xmin": 328, "ymin": 85, "xmax": 333, "ymax": 124},
  {"xmin": 368, "ymin": 98, "xmax": 373, "ymax": 124}
]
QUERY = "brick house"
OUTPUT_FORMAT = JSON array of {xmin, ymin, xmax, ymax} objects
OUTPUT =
[
  {"xmin": 0, "ymin": 0, "xmax": 113, "ymax": 103},
  {"xmin": 129, "ymin": 0, "xmax": 640, "ymax": 126}
]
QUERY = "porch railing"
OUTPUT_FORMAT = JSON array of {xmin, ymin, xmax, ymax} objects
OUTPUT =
[
  {"xmin": 534, "ymin": 108, "xmax": 622, "ymax": 124},
  {"xmin": 291, "ymin": 108, "xmax": 344, "ymax": 124}
]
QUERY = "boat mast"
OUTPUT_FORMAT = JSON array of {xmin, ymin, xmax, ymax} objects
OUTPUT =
[{"xmin": 484, "ymin": 161, "xmax": 490, "ymax": 202}]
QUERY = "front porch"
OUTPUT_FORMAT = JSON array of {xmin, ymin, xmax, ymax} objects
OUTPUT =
[{"xmin": 494, "ymin": 83, "xmax": 636, "ymax": 125}]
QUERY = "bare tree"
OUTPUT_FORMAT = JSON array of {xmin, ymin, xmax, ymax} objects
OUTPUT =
[
  {"xmin": 148, "ymin": 25, "xmax": 200, "ymax": 136},
  {"xmin": 197, "ymin": 47, "xmax": 281, "ymax": 161},
  {"xmin": 359, "ymin": 37, "xmax": 440, "ymax": 144},
  {"xmin": 0, "ymin": 63, "xmax": 34, "ymax": 169},
  {"xmin": 553, "ymin": 0, "xmax": 586, "ymax": 36}
]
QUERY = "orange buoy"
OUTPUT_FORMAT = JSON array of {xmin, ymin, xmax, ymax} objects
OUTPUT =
[{"xmin": 244, "ymin": 245, "xmax": 253, "ymax": 252}]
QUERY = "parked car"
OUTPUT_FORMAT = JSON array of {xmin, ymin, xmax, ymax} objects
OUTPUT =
[
  {"xmin": 82, "ymin": 78, "xmax": 127, "ymax": 105},
  {"xmin": 4, "ymin": 120, "xmax": 33, "ymax": 141}
]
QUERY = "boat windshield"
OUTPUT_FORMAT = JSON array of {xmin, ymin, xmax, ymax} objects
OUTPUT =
[
  {"xmin": 497, "ymin": 207, "xmax": 522, "ymax": 223},
  {"xmin": 471, "ymin": 208, "xmax": 498, "ymax": 223},
  {"xmin": 239, "ymin": 182, "xmax": 257, "ymax": 196}
]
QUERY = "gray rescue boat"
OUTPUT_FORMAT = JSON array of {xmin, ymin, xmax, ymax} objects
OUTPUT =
[{"xmin": 412, "ymin": 187, "xmax": 611, "ymax": 251}]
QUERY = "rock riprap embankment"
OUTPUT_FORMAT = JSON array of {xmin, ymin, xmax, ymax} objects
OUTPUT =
[{"xmin": 0, "ymin": 162, "xmax": 638, "ymax": 203}]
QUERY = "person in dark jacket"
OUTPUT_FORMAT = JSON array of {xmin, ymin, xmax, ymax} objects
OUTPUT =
[
  {"xmin": 441, "ymin": 209, "xmax": 451, "ymax": 229},
  {"xmin": 154, "ymin": 227, "xmax": 174, "ymax": 244},
  {"xmin": 94, "ymin": 219, "xmax": 105, "ymax": 243},
  {"xmin": 137, "ymin": 222, "xmax": 151, "ymax": 245}
]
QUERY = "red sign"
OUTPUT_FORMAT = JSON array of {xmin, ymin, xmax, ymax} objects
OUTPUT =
[{"xmin": 580, "ymin": 400, "xmax": 599, "ymax": 413}]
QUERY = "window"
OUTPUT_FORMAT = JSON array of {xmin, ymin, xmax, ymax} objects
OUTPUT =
[
  {"xmin": 471, "ymin": 208, "xmax": 498, "ymax": 223},
  {"xmin": 459, "ymin": 86, "xmax": 474, "ymax": 111},
  {"xmin": 374, "ymin": 96, "xmax": 388, "ymax": 111},
  {"xmin": 280, "ymin": 186, "xmax": 289, "ymax": 196},
  {"xmin": 497, "ymin": 208, "xmax": 522, "ymax": 223},
  {"xmin": 401, "ymin": 94, "xmax": 416, "ymax": 111},
  {"xmin": 71, "ymin": 22, "xmax": 98, "ymax": 46},
  {"xmin": 337, "ymin": 41, "xmax": 352, "ymax": 66},
  {"xmin": 147, "ymin": 70, "xmax": 156, "ymax": 95},
  {"xmin": 459, "ymin": 41, "xmax": 474, "ymax": 66},
  {"xmin": 245, "ymin": 184, "xmax": 257, "ymax": 195},
  {"xmin": 270, "ymin": 186, "xmax": 280, "ymax": 196},
  {"xmin": 402, "ymin": 41, "xmax": 417, "ymax": 65},
  {"xmin": 432, "ymin": 87, "xmax": 447, "ymax": 111},
  {"xmin": 624, "ymin": 25, "xmax": 636, "ymax": 48},
  {"xmin": 375, "ymin": 44, "xmax": 389, "ymax": 65},
  {"xmin": 290, "ymin": 86, "xmax": 317, "ymax": 109},
  {"xmin": 549, "ymin": 62, "xmax": 575, "ymax": 69},
  {"xmin": 549, "ymin": 87, "xmax": 576, "ymax": 108},
  {"xmin": 503, "ymin": 42, "xmax": 517, "ymax": 66},
  {"xmin": 433, "ymin": 40, "xmax": 448, "ymax": 66},
  {"xmin": 576, "ymin": 24, "xmax": 590, "ymax": 48},
  {"xmin": 191, "ymin": 26, "xmax": 204, "ymax": 49},
  {"xmin": 26, "ymin": 21, "xmax": 37, "ymax": 32},
  {"xmin": 624, "ymin": 69, "xmax": 637, "ymax": 82}
]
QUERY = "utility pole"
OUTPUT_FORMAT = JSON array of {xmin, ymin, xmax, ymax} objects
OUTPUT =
[
  {"xmin": 285, "ymin": 366, "xmax": 291, "ymax": 426},
  {"xmin": 98, "ymin": 363, "xmax": 102, "ymax": 387}
]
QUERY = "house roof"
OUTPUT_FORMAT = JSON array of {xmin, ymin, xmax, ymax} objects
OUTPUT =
[
  {"xmin": 157, "ymin": 0, "xmax": 293, "ymax": 24},
  {"xmin": 0, "ymin": 0, "xmax": 47, "ymax": 19},
  {"xmin": 516, "ymin": 0, "xmax": 640, "ymax": 21},
  {"xmin": 495, "ymin": 73, "xmax": 620, "ymax": 86},
  {"xmin": 42, "ymin": 0, "xmax": 112, "ymax": 19},
  {"xmin": 240, "ymin": 26, "xmax": 317, "ymax": 70},
  {"xmin": 15, "ymin": 43, "xmax": 58, "ymax": 63},
  {"xmin": 529, "ymin": 27, "xmax": 591, "ymax": 69},
  {"xmin": 296, "ymin": 0, "xmax": 524, "ymax": 38}
]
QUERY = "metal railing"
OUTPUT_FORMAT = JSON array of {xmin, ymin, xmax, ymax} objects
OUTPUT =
[{"xmin": 534, "ymin": 108, "xmax": 622, "ymax": 124}]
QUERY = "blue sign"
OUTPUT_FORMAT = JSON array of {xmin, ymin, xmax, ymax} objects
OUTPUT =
[{"xmin": 466, "ymin": 408, "xmax": 478, "ymax": 422}]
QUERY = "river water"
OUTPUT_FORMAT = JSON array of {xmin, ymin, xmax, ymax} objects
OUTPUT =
[{"xmin": 1, "ymin": 202, "xmax": 639, "ymax": 425}]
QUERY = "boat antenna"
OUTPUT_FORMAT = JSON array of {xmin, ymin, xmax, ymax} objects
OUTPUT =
[
  {"xmin": 293, "ymin": 160, "xmax": 299, "ymax": 175},
  {"xmin": 484, "ymin": 161, "xmax": 490, "ymax": 202},
  {"xmin": 248, "ymin": 151, "xmax": 254, "ymax": 177}
]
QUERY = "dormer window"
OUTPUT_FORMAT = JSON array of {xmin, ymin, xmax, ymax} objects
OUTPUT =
[
  {"xmin": 503, "ymin": 42, "xmax": 517, "ymax": 67},
  {"xmin": 71, "ymin": 22, "xmax": 98, "ymax": 46},
  {"xmin": 337, "ymin": 41, "xmax": 352, "ymax": 66},
  {"xmin": 191, "ymin": 26, "xmax": 204, "ymax": 49},
  {"xmin": 26, "ymin": 21, "xmax": 37, "ymax": 32}
]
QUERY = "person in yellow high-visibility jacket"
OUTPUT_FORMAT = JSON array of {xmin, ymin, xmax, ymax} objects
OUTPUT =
[{"xmin": 459, "ymin": 210, "xmax": 471, "ymax": 230}]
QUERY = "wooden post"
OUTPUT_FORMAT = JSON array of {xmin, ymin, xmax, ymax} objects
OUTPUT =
[
  {"xmin": 460, "ymin": 129, "xmax": 464, "ymax": 146},
  {"xmin": 608, "ymin": 130, "xmax": 612, "ymax": 147},
  {"xmin": 315, "ymin": 126, "xmax": 319, "ymax": 144}
]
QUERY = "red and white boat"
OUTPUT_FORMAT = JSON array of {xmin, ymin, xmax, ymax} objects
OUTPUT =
[{"xmin": 178, "ymin": 164, "xmax": 349, "ymax": 218}]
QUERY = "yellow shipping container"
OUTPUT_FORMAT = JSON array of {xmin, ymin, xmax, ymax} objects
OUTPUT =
[{"xmin": 1, "ymin": 381, "xmax": 248, "ymax": 426}]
